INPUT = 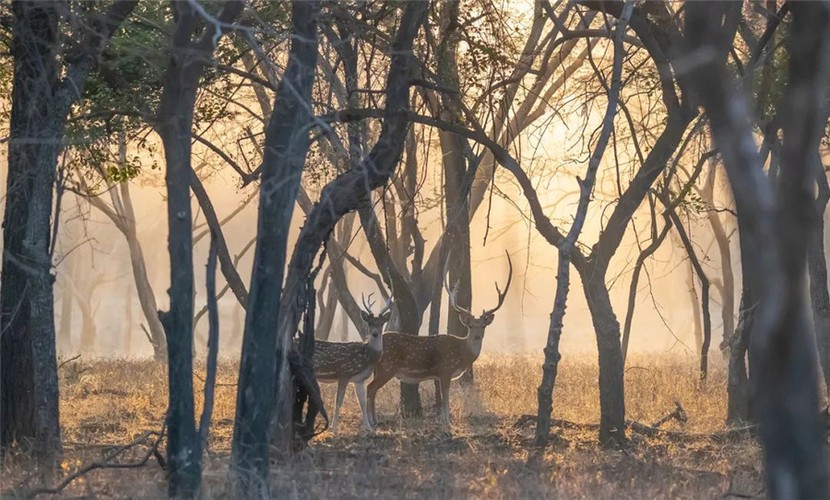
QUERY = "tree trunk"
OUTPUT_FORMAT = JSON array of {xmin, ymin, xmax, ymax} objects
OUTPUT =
[
  {"xmin": 57, "ymin": 255, "xmax": 77, "ymax": 354},
  {"xmin": 702, "ymin": 163, "xmax": 735, "ymax": 352},
  {"xmin": 663, "ymin": 204, "xmax": 712, "ymax": 380},
  {"xmin": 1, "ymin": 1, "xmax": 61, "ymax": 469},
  {"xmin": 809, "ymin": 166, "xmax": 830, "ymax": 395},
  {"xmin": 535, "ymin": 5, "xmax": 631, "ymax": 444},
  {"xmin": 687, "ymin": 260, "xmax": 704, "ymax": 355},
  {"xmin": 74, "ymin": 280, "xmax": 99, "ymax": 353},
  {"xmin": 1, "ymin": 0, "xmax": 138, "ymax": 467},
  {"xmin": 581, "ymin": 273, "xmax": 627, "ymax": 446},
  {"xmin": 276, "ymin": 3, "xmax": 428, "ymax": 436},
  {"xmin": 157, "ymin": 2, "xmax": 243, "ymax": 496},
  {"xmin": 230, "ymin": 1, "xmax": 319, "ymax": 490},
  {"xmin": 727, "ymin": 287, "xmax": 752, "ymax": 425},
  {"xmin": 124, "ymin": 205, "xmax": 167, "ymax": 360},
  {"xmin": 358, "ymin": 206, "xmax": 423, "ymax": 417},
  {"xmin": 123, "ymin": 284, "xmax": 133, "ymax": 356},
  {"xmin": 685, "ymin": 3, "xmax": 830, "ymax": 494},
  {"xmin": 157, "ymin": 11, "xmax": 202, "ymax": 496}
]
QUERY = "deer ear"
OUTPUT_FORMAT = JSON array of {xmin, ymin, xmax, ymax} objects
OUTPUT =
[
  {"xmin": 380, "ymin": 311, "xmax": 391, "ymax": 323},
  {"xmin": 484, "ymin": 314, "xmax": 495, "ymax": 326},
  {"xmin": 360, "ymin": 311, "xmax": 371, "ymax": 322}
]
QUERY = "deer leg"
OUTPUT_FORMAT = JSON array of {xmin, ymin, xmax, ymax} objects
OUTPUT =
[
  {"xmin": 439, "ymin": 376, "xmax": 452, "ymax": 430},
  {"xmin": 353, "ymin": 381, "xmax": 372, "ymax": 431},
  {"xmin": 367, "ymin": 369, "xmax": 395, "ymax": 428},
  {"xmin": 332, "ymin": 379, "xmax": 348, "ymax": 433}
]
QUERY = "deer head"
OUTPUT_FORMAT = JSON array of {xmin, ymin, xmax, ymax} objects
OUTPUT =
[
  {"xmin": 447, "ymin": 251, "xmax": 513, "ymax": 342},
  {"xmin": 359, "ymin": 292, "xmax": 392, "ymax": 348}
]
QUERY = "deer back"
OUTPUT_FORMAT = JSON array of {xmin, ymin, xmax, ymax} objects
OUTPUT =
[
  {"xmin": 308, "ymin": 340, "xmax": 380, "ymax": 380},
  {"xmin": 378, "ymin": 332, "xmax": 477, "ymax": 381}
]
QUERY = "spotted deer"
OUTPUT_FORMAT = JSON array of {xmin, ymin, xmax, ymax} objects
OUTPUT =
[
  {"xmin": 310, "ymin": 293, "xmax": 391, "ymax": 432},
  {"xmin": 367, "ymin": 252, "xmax": 513, "ymax": 430}
]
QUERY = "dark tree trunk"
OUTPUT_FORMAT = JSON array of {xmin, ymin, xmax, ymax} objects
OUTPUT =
[
  {"xmin": 230, "ymin": 1, "xmax": 319, "ymax": 491},
  {"xmin": 157, "ymin": 2, "xmax": 242, "ymax": 496},
  {"xmin": 686, "ymin": 260, "xmax": 704, "ymax": 355},
  {"xmin": 581, "ymin": 273, "xmax": 627, "ymax": 446},
  {"xmin": 535, "ymin": 2, "xmax": 630, "ymax": 447},
  {"xmin": 663, "ymin": 203, "xmax": 712, "ymax": 380},
  {"xmin": 276, "ymin": 2, "xmax": 429, "ymax": 434},
  {"xmin": 156, "ymin": 6, "xmax": 202, "ymax": 495},
  {"xmin": 1, "ymin": 2, "xmax": 58, "ymax": 465},
  {"xmin": 685, "ymin": 2, "xmax": 830, "ymax": 495},
  {"xmin": 808, "ymin": 166, "xmax": 830, "ymax": 395},
  {"xmin": 1, "ymin": 0, "xmax": 138, "ymax": 470}
]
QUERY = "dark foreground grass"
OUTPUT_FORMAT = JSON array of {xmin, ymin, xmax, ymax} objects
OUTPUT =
[{"xmin": 2, "ymin": 354, "xmax": 764, "ymax": 498}]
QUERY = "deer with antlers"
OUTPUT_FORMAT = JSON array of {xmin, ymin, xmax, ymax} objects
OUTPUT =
[
  {"xmin": 309, "ymin": 293, "xmax": 392, "ymax": 433},
  {"xmin": 366, "ymin": 252, "xmax": 513, "ymax": 430}
]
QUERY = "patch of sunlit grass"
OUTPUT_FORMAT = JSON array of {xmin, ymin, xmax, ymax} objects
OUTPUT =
[{"xmin": 1, "ymin": 353, "xmax": 763, "ymax": 499}]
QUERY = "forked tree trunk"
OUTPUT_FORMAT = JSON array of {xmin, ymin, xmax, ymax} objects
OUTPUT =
[
  {"xmin": 535, "ymin": 5, "xmax": 631, "ymax": 446},
  {"xmin": 275, "ymin": 3, "xmax": 429, "ymax": 435},
  {"xmin": 230, "ymin": 1, "xmax": 319, "ymax": 491}
]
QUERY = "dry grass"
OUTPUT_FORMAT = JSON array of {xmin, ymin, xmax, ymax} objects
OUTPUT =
[{"xmin": 2, "ymin": 354, "xmax": 764, "ymax": 498}]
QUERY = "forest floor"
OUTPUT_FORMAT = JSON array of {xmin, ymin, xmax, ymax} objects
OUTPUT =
[{"xmin": 2, "ymin": 354, "xmax": 764, "ymax": 499}]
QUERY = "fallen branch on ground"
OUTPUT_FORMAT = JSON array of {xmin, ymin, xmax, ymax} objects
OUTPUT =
[
  {"xmin": 21, "ymin": 423, "xmax": 166, "ymax": 498},
  {"xmin": 513, "ymin": 414, "xmax": 756, "ymax": 443}
]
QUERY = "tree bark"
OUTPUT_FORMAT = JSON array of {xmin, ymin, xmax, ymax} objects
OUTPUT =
[
  {"xmin": 230, "ymin": 1, "xmax": 319, "ymax": 490},
  {"xmin": 157, "ymin": 2, "xmax": 242, "ymax": 496},
  {"xmin": 535, "ymin": 2, "xmax": 631, "ymax": 447},
  {"xmin": 1, "ymin": 0, "xmax": 138, "ymax": 469},
  {"xmin": 727, "ymin": 286, "xmax": 752, "ymax": 425},
  {"xmin": 57, "ymin": 255, "xmax": 77, "ymax": 354},
  {"xmin": 685, "ymin": 2, "xmax": 830, "ymax": 495},
  {"xmin": 701, "ymin": 163, "xmax": 735, "ymax": 352},
  {"xmin": 808, "ymin": 164, "xmax": 830, "ymax": 395},
  {"xmin": 276, "ymin": 2, "xmax": 429, "ymax": 435}
]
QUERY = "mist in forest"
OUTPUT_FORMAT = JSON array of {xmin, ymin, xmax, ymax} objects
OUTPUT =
[{"xmin": 0, "ymin": 135, "xmax": 751, "ymax": 361}]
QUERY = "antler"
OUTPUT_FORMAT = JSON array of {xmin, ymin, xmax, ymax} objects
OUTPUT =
[
  {"xmin": 482, "ymin": 251, "xmax": 513, "ymax": 317},
  {"xmin": 378, "ymin": 296, "xmax": 394, "ymax": 315},
  {"xmin": 443, "ymin": 264, "xmax": 472, "ymax": 317},
  {"xmin": 361, "ymin": 292, "xmax": 377, "ymax": 314}
]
